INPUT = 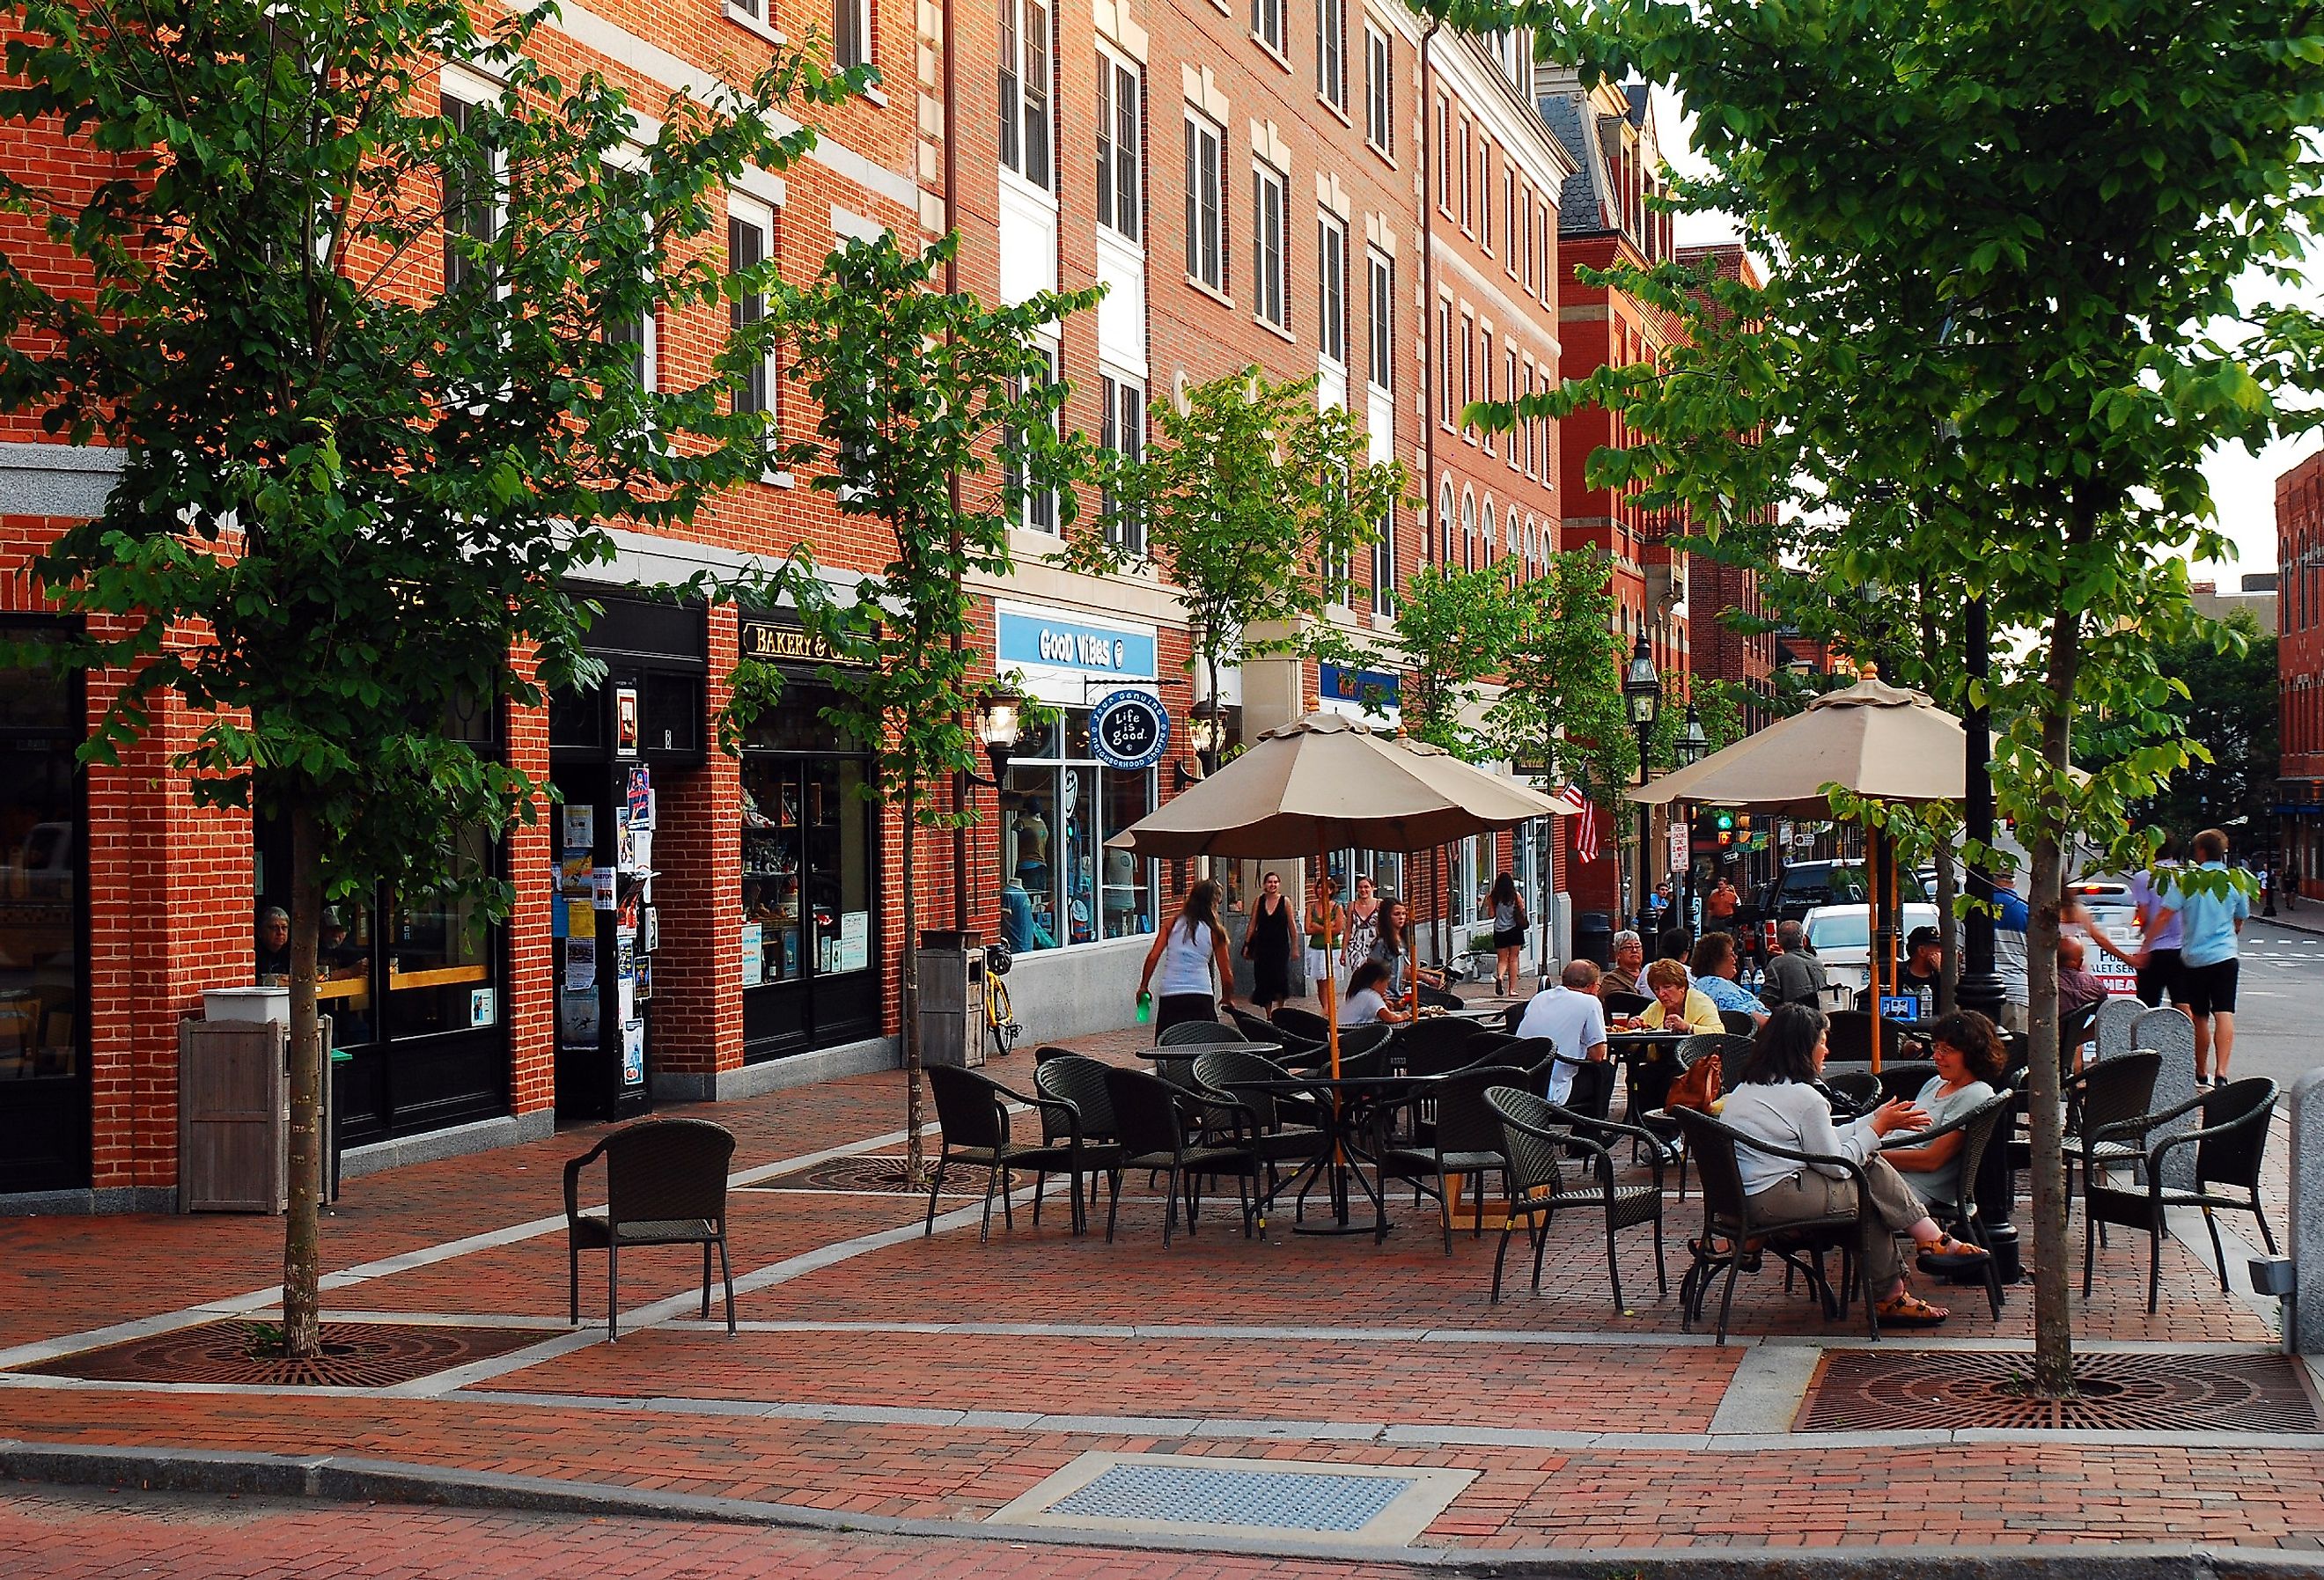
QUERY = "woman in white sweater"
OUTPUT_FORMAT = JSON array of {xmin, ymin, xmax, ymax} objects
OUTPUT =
[{"xmin": 1719, "ymin": 1005, "xmax": 1989, "ymax": 1326}]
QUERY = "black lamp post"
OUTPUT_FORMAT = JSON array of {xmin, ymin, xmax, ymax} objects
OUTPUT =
[
  {"xmin": 1675, "ymin": 702, "xmax": 1708, "ymax": 933},
  {"xmin": 1622, "ymin": 634, "xmax": 1663, "ymax": 936},
  {"xmin": 969, "ymin": 686, "xmax": 1023, "ymax": 786}
]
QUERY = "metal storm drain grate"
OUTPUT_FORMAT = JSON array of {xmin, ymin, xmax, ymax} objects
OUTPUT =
[
  {"xmin": 989, "ymin": 1452, "xmax": 1476, "ymax": 1546},
  {"xmin": 17, "ymin": 1320, "xmax": 546, "ymax": 1390},
  {"xmin": 1798, "ymin": 1349, "xmax": 2322, "ymax": 1433},
  {"xmin": 745, "ymin": 1157, "xmax": 974, "ymax": 1195}
]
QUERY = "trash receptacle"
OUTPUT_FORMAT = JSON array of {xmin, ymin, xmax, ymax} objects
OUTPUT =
[
  {"xmin": 180, "ymin": 1015, "xmax": 288, "ymax": 1213},
  {"xmin": 1574, "ymin": 911, "xmax": 1614, "ymax": 969},
  {"xmin": 917, "ymin": 932, "xmax": 988, "ymax": 1069}
]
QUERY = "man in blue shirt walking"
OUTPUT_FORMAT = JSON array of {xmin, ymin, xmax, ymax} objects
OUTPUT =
[{"xmin": 2160, "ymin": 827, "xmax": 2250, "ymax": 1085}]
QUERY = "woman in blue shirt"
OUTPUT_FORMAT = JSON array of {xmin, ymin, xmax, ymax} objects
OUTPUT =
[{"xmin": 2161, "ymin": 828, "xmax": 2250, "ymax": 1084}]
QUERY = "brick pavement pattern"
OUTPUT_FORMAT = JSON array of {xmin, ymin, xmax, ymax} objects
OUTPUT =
[{"xmin": 1, "ymin": 1024, "xmax": 2319, "ymax": 1569}]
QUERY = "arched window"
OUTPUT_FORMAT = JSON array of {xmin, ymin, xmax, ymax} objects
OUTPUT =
[
  {"xmin": 1438, "ymin": 480, "xmax": 1456, "ymax": 564},
  {"xmin": 1479, "ymin": 495, "xmax": 1496, "ymax": 564},
  {"xmin": 1460, "ymin": 489, "xmax": 1476, "ymax": 570}
]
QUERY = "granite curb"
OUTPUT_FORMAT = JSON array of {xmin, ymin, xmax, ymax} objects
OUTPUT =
[{"xmin": 7, "ymin": 1438, "xmax": 2324, "ymax": 1577}]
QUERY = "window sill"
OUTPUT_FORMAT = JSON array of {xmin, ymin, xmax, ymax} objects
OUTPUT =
[
  {"xmin": 762, "ymin": 469, "xmax": 795, "ymax": 489},
  {"xmin": 1254, "ymin": 314, "xmax": 1296, "ymax": 345},
  {"xmin": 1317, "ymin": 94, "xmax": 1351, "ymax": 129},
  {"xmin": 859, "ymin": 83, "xmax": 888, "ymax": 107},
  {"xmin": 1182, "ymin": 275, "xmax": 1236, "ymax": 309},
  {"xmin": 721, "ymin": 2, "xmax": 786, "ymax": 47},
  {"xmin": 1365, "ymin": 139, "xmax": 1395, "ymax": 170},
  {"xmin": 1251, "ymin": 33, "xmax": 1292, "ymax": 71}
]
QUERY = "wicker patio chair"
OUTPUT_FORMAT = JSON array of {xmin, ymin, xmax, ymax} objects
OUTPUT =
[{"xmin": 564, "ymin": 1117, "xmax": 737, "ymax": 1342}]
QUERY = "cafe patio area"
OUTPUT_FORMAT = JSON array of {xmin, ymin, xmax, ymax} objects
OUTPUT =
[{"xmin": 2, "ymin": 1010, "xmax": 2320, "ymax": 1571}]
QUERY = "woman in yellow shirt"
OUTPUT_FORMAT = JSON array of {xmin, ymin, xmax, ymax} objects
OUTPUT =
[{"xmin": 1628, "ymin": 957, "xmax": 1723, "ymax": 1036}]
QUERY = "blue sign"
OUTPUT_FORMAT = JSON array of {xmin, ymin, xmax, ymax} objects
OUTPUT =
[
  {"xmin": 1090, "ymin": 689, "xmax": 1170, "ymax": 770},
  {"xmin": 1320, "ymin": 664, "xmax": 1401, "ymax": 713},
  {"xmin": 1879, "ymin": 994, "xmax": 1919, "ymax": 1022},
  {"xmin": 997, "ymin": 610, "xmax": 1158, "ymax": 678}
]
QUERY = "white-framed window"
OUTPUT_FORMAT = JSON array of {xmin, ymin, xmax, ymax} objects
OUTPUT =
[
  {"xmin": 1460, "ymin": 313, "xmax": 1475, "ymax": 437},
  {"xmin": 1436, "ymin": 298, "xmax": 1454, "ymax": 427},
  {"xmin": 1460, "ymin": 489, "xmax": 1476, "ymax": 570},
  {"xmin": 1519, "ymin": 362, "xmax": 1533, "ymax": 476},
  {"xmin": 1002, "ymin": 713, "xmax": 1158, "ymax": 952},
  {"xmin": 1480, "ymin": 495, "xmax": 1496, "ymax": 563},
  {"xmin": 1252, "ymin": 159, "xmax": 1289, "ymax": 329},
  {"xmin": 1365, "ymin": 247, "xmax": 1393, "ymax": 393},
  {"xmin": 607, "ymin": 305, "xmax": 657, "ymax": 394},
  {"xmin": 1504, "ymin": 347, "xmax": 1519, "ymax": 469},
  {"xmin": 998, "ymin": 0, "xmax": 1052, "ymax": 190},
  {"xmin": 1096, "ymin": 52, "xmax": 1142, "ymax": 240},
  {"xmin": 1003, "ymin": 343, "xmax": 1060, "ymax": 533},
  {"xmin": 440, "ymin": 90, "xmax": 499, "ymax": 298},
  {"xmin": 1537, "ymin": 200, "xmax": 1552, "ymax": 300},
  {"xmin": 1504, "ymin": 168, "xmax": 1518, "ymax": 270},
  {"xmin": 1317, "ymin": 0, "xmax": 1346, "ymax": 110},
  {"xmin": 1184, "ymin": 110, "xmax": 1226, "ymax": 290},
  {"xmin": 1099, "ymin": 372, "xmax": 1147, "ymax": 554},
  {"xmin": 1478, "ymin": 139, "xmax": 1492, "ymax": 250},
  {"xmin": 1523, "ymin": 190, "xmax": 1536, "ymax": 291},
  {"xmin": 1364, "ymin": 25, "xmax": 1392, "ymax": 155},
  {"xmin": 1437, "ymin": 479, "xmax": 1455, "ymax": 563},
  {"xmin": 1479, "ymin": 327, "xmax": 1494, "ymax": 453},
  {"xmin": 834, "ymin": 0, "xmax": 870, "ymax": 69},
  {"xmin": 1252, "ymin": 0, "xmax": 1285, "ymax": 55},
  {"xmin": 1372, "ymin": 500, "xmax": 1397, "ymax": 615},
  {"xmin": 1436, "ymin": 99, "xmax": 1452, "ymax": 214},
  {"xmin": 727, "ymin": 195, "xmax": 776, "ymax": 424},
  {"xmin": 1458, "ymin": 120, "xmax": 1473, "ymax": 231},
  {"xmin": 1316, "ymin": 211, "xmax": 1347, "ymax": 364}
]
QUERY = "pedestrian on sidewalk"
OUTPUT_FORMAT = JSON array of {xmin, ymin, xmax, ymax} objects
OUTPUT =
[
  {"xmin": 1136, "ymin": 879, "xmax": 1235, "ymax": 1040},
  {"xmin": 1304, "ymin": 874, "xmax": 1342, "ymax": 989},
  {"xmin": 1991, "ymin": 869, "xmax": 2031, "ymax": 1034},
  {"xmin": 2125, "ymin": 834, "xmax": 2187, "ymax": 1009},
  {"xmin": 1241, "ymin": 870, "xmax": 1298, "ymax": 1015},
  {"xmin": 1340, "ymin": 873, "xmax": 1382, "ymax": 980},
  {"xmin": 2261, "ymin": 859, "xmax": 2276, "ymax": 917},
  {"xmin": 2159, "ymin": 827, "xmax": 2249, "ymax": 1085},
  {"xmin": 1482, "ymin": 871, "xmax": 1527, "ymax": 996}
]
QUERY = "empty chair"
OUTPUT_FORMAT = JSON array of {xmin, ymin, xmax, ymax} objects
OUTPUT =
[
  {"xmin": 2062, "ymin": 1049, "xmax": 2163, "ymax": 1195},
  {"xmin": 1875, "ymin": 1061, "xmax": 1939, "ymax": 1107},
  {"xmin": 1375, "ymin": 1065, "xmax": 1525, "ymax": 1253},
  {"xmin": 1191, "ymin": 1046, "xmax": 1327, "ymax": 1199},
  {"xmin": 1271, "ymin": 1005, "xmax": 1333, "ymax": 1043},
  {"xmin": 1335, "ymin": 1022, "xmax": 1398, "ymax": 1059},
  {"xmin": 924, "ymin": 1063, "xmax": 1103, "ymax": 1240},
  {"xmin": 1720, "ymin": 1009, "xmax": 1759, "ymax": 1038},
  {"xmin": 2085, "ymin": 1077, "xmax": 2280, "ymax": 1313},
  {"xmin": 1391, "ymin": 1016, "xmax": 1485, "ymax": 1073},
  {"xmin": 1484, "ymin": 1084, "xmax": 1668, "ymax": 1310},
  {"xmin": 1672, "ymin": 1107, "xmax": 1877, "ymax": 1344},
  {"xmin": 1157, "ymin": 1018, "xmax": 1241, "ymax": 1047},
  {"xmin": 1824, "ymin": 1010, "xmax": 1876, "ymax": 1062},
  {"xmin": 1101, "ymin": 1065, "xmax": 1263, "ymax": 1245},
  {"xmin": 1227, "ymin": 1005, "xmax": 1291, "ymax": 1045},
  {"xmin": 1033, "ymin": 1053, "xmax": 1130, "ymax": 1222},
  {"xmin": 564, "ymin": 1117, "xmax": 738, "ymax": 1342},
  {"xmin": 1823, "ymin": 1069, "xmax": 1882, "ymax": 1117}
]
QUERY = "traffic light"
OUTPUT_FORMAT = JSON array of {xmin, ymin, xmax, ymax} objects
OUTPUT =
[
  {"xmin": 1714, "ymin": 809, "xmax": 1737, "ymax": 847},
  {"xmin": 1736, "ymin": 813, "xmax": 1753, "ymax": 849}
]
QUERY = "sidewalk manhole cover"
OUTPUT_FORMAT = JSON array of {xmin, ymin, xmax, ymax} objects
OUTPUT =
[
  {"xmin": 750, "ymin": 1157, "xmax": 973, "ymax": 1194},
  {"xmin": 17, "ymin": 1320, "xmax": 546, "ymax": 1389},
  {"xmin": 989, "ymin": 1451, "xmax": 1475, "ymax": 1545},
  {"xmin": 1798, "ymin": 1349, "xmax": 2320, "ymax": 1432}
]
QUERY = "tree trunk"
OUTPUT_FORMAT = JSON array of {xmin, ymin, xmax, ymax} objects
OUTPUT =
[
  {"xmin": 2026, "ymin": 605, "xmax": 2085, "ymax": 1396},
  {"xmin": 283, "ymin": 803, "xmax": 325, "ymax": 1359},
  {"xmin": 901, "ymin": 768, "xmax": 923, "ymax": 1186}
]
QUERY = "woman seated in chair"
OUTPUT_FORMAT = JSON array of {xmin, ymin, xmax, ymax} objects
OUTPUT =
[
  {"xmin": 1336, "ymin": 959, "xmax": 1413, "ymax": 1026},
  {"xmin": 1619, "ymin": 958, "xmax": 1722, "ymax": 1035},
  {"xmin": 1719, "ymin": 1004, "xmax": 1989, "ymax": 1327},
  {"xmin": 1883, "ymin": 1010, "xmax": 2006, "ymax": 1208}
]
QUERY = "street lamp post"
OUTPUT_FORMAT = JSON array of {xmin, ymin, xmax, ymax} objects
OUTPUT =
[
  {"xmin": 1675, "ymin": 702, "xmax": 1708, "ymax": 936},
  {"xmin": 1622, "ymin": 635, "xmax": 1663, "ymax": 937}
]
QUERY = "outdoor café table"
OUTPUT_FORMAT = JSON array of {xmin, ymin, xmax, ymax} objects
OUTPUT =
[{"xmin": 1221, "ymin": 1072, "xmax": 1450, "ymax": 1241}]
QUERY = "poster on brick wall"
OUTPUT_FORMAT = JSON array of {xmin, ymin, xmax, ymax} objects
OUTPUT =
[{"xmin": 620, "ymin": 1018, "xmax": 645, "ymax": 1086}]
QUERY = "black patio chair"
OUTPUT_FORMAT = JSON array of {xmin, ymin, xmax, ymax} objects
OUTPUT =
[
  {"xmin": 1719, "ymin": 1009, "xmax": 1759, "ymax": 1038},
  {"xmin": 1033, "ymin": 1053, "xmax": 1130, "ymax": 1221},
  {"xmin": 1156, "ymin": 1018, "xmax": 1239, "ymax": 1047},
  {"xmin": 1604, "ymin": 990, "xmax": 1653, "ymax": 1018},
  {"xmin": 1821, "ymin": 1070, "xmax": 1881, "ymax": 1118},
  {"xmin": 1102, "ymin": 1065, "xmax": 1263, "ymax": 1245},
  {"xmin": 1875, "ymin": 1061, "xmax": 1939, "ymax": 1107},
  {"xmin": 1376, "ymin": 1065, "xmax": 1526, "ymax": 1253},
  {"xmin": 2084, "ymin": 1077, "xmax": 2280, "ymax": 1313},
  {"xmin": 1825, "ymin": 1010, "xmax": 1876, "ymax": 1062},
  {"xmin": 1391, "ymin": 1016, "xmax": 1485, "ymax": 1074},
  {"xmin": 1483, "ymin": 1084, "xmax": 1668, "ymax": 1310},
  {"xmin": 1192, "ymin": 1046, "xmax": 1328, "ymax": 1205},
  {"xmin": 1671, "ymin": 1107, "xmax": 1880, "ymax": 1344},
  {"xmin": 1228, "ymin": 1005, "xmax": 1291, "ymax": 1045},
  {"xmin": 1881, "ymin": 1087, "xmax": 2017, "ymax": 1319},
  {"xmin": 1271, "ymin": 1005, "xmax": 1333, "ymax": 1042},
  {"xmin": 563, "ymin": 1117, "xmax": 737, "ymax": 1342},
  {"xmin": 2060, "ymin": 1049, "xmax": 2162, "ymax": 1198},
  {"xmin": 1335, "ymin": 1022, "xmax": 1399, "ymax": 1060},
  {"xmin": 923, "ymin": 1063, "xmax": 1100, "ymax": 1241}
]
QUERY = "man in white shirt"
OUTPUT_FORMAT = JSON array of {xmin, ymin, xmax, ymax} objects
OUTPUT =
[{"xmin": 1514, "ymin": 959, "xmax": 1610, "ymax": 1104}]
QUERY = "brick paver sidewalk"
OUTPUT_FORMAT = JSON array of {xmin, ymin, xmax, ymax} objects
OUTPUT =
[{"xmin": 0, "ymin": 1013, "xmax": 2317, "ymax": 1576}]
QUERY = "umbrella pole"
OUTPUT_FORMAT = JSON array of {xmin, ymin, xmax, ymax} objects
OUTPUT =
[
  {"xmin": 1869, "ymin": 825, "xmax": 1885, "ymax": 1074},
  {"xmin": 1320, "ymin": 839, "xmax": 1340, "ymax": 1080}
]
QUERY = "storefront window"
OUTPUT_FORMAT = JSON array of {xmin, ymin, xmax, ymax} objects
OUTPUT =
[
  {"xmin": 0, "ymin": 638, "xmax": 77, "ymax": 1079},
  {"xmin": 998, "ymin": 706, "xmax": 1156, "ymax": 952},
  {"xmin": 1329, "ymin": 849, "xmax": 1405, "ymax": 904},
  {"xmin": 386, "ymin": 824, "xmax": 498, "ymax": 1039}
]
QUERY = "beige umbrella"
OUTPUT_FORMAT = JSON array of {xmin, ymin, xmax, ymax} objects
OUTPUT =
[
  {"xmin": 1630, "ymin": 676, "xmax": 1965, "ymax": 1069},
  {"xmin": 1110, "ymin": 713, "xmax": 1567, "ymax": 1074}
]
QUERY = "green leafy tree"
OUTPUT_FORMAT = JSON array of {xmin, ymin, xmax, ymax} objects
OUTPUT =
[
  {"xmin": 740, "ymin": 232, "xmax": 1098, "ymax": 1185},
  {"xmin": 2111, "ymin": 610, "xmax": 2278, "ymax": 836},
  {"xmin": 0, "ymin": 0, "xmax": 852, "ymax": 1356},
  {"xmin": 1459, "ymin": 0, "xmax": 2321, "ymax": 1391},
  {"xmin": 1056, "ymin": 368, "xmax": 1402, "ymax": 747},
  {"xmin": 1395, "ymin": 562, "xmax": 1521, "ymax": 960}
]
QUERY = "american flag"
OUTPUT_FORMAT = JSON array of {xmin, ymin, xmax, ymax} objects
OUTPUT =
[{"xmin": 1570, "ymin": 787, "xmax": 1602, "ymax": 865}]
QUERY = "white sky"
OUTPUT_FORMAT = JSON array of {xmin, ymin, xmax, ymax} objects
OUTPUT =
[{"xmin": 1652, "ymin": 89, "xmax": 2321, "ymax": 581}]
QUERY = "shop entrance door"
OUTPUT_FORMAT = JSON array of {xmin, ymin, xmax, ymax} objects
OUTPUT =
[{"xmin": 0, "ymin": 628, "xmax": 85, "ymax": 1194}]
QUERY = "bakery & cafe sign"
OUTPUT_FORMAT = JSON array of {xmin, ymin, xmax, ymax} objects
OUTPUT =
[{"xmin": 738, "ymin": 611, "xmax": 864, "ymax": 667}]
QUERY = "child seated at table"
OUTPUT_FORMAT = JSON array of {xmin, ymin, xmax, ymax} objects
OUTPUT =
[{"xmin": 1337, "ymin": 959, "xmax": 1412, "ymax": 1025}]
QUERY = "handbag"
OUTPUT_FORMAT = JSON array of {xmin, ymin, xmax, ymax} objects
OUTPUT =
[{"xmin": 1665, "ymin": 1052, "xmax": 1723, "ymax": 1113}]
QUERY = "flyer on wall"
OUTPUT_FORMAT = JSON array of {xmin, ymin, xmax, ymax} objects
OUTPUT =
[
  {"xmin": 561, "ymin": 804, "xmax": 593, "ymax": 854},
  {"xmin": 621, "ymin": 1018, "xmax": 646, "ymax": 1086}
]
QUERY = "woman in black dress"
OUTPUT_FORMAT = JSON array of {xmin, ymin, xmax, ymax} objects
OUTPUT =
[{"xmin": 1242, "ymin": 870, "xmax": 1298, "ymax": 1013}]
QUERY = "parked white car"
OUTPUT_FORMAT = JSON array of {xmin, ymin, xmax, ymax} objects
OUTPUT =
[{"xmin": 1801, "ymin": 903, "xmax": 1942, "ymax": 999}]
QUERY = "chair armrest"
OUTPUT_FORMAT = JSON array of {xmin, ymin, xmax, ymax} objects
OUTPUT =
[
  {"xmin": 2088, "ymin": 1090, "xmax": 2210, "ymax": 1150},
  {"xmin": 2146, "ymin": 1099, "xmax": 2274, "ymax": 1174},
  {"xmin": 563, "ymin": 1135, "xmax": 611, "ymax": 1224},
  {"xmin": 1879, "ymin": 1091, "xmax": 2014, "ymax": 1151}
]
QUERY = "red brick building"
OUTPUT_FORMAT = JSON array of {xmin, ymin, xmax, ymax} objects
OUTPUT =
[
  {"xmin": 0, "ymin": 1, "xmax": 1593, "ymax": 1210},
  {"xmin": 2277, "ymin": 448, "xmax": 2324, "ymax": 900}
]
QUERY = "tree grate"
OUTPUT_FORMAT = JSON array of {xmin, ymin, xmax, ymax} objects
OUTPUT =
[
  {"xmin": 1797, "ymin": 1349, "xmax": 2321, "ymax": 1433},
  {"xmin": 16, "ymin": 1320, "xmax": 546, "ymax": 1389},
  {"xmin": 746, "ymin": 1157, "xmax": 967, "ymax": 1195}
]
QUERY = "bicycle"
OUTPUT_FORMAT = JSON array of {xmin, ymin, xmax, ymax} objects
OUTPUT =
[{"xmin": 983, "ymin": 944, "xmax": 1020, "ymax": 1062}]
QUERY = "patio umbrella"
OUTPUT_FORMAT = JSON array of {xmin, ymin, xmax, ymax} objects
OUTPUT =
[
  {"xmin": 1109, "ymin": 713, "xmax": 1569, "ymax": 1075},
  {"xmin": 1630, "ymin": 676, "xmax": 1964, "ymax": 1068}
]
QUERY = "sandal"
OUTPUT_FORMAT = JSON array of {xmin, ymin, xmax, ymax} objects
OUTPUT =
[
  {"xmin": 1918, "ymin": 1235, "xmax": 1990, "ymax": 1264},
  {"xmin": 1875, "ymin": 1291, "xmax": 1951, "ymax": 1327},
  {"xmin": 1688, "ymin": 1237, "xmax": 1762, "ymax": 1273}
]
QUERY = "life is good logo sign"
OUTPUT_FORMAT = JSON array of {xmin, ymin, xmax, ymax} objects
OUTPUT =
[{"xmin": 1091, "ymin": 690, "xmax": 1170, "ymax": 771}]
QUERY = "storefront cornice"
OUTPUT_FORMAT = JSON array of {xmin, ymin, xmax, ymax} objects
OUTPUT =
[{"xmin": 970, "ymin": 555, "xmax": 1191, "ymax": 626}]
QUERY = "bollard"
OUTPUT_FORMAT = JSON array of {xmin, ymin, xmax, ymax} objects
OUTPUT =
[
  {"xmin": 2290, "ymin": 1069, "xmax": 2324, "ymax": 1355},
  {"xmin": 2130, "ymin": 1007, "xmax": 2199, "ymax": 1191}
]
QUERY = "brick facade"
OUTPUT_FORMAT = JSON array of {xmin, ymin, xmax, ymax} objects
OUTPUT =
[{"xmin": 2277, "ymin": 449, "xmax": 2324, "ymax": 899}]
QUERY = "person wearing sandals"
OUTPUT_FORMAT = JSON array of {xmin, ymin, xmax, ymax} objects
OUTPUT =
[
  {"xmin": 1884, "ymin": 1010, "xmax": 2006, "ymax": 1208},
  {"xmin": 1304, "ymin": 876, "xmax": 1342, "ymax": 990},
  {"xmin": 1717, "ymin": 1004, "xmax": 1989, "ymax": 1327}
]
